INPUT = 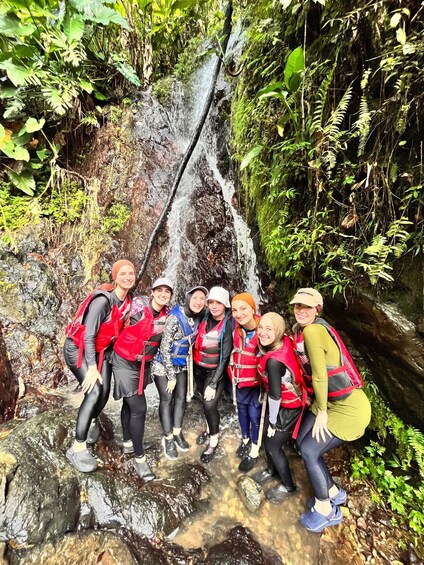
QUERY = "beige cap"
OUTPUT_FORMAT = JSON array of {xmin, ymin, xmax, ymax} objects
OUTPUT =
[
  {"xmin": 290, "ymin": 288, "xmax": 323, "ymax": 308},
  {"xmin": 207, "ymin": 286, "xmax": 230, "ymax": 308}
]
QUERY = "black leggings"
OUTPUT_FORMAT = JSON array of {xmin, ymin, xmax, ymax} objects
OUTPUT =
[
  {"xmin": 155, "ymin": 371, "xmax": 187, "ymax": 436},
  {"xmin": 194, "ymin": 367, "xmax": 225, "ymax": 436},
  {"xmin": 63, "ymin": 338, "xmax": 112, "ymax": 442},
  {"xmin": 121, "ymin": 394, "xmax": 147, "ymax": 457},
  {"xmin": 265, "ymin": 430, "xmax": 296, "ymax": 490},
  {"xmin": 296, "ymin": 410, "xmax": 343, "ymax": 500}
]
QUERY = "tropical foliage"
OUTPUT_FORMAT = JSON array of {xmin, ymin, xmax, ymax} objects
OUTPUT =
[{"xmin": 232, "ymin": 0, "xmax": 423, "ymax": 294}]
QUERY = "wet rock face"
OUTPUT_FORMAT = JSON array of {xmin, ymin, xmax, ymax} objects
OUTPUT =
[
  {"xmin": 0, "ymin": 327, "xmax": 16, "ymax": 422},
  {"xmin": 328, "ymin": 288, "xmax": 424, "ymax": 429},
  {"xmin": 0, "ymin": 409, "xmax": 208, "ymax": 546},
  {"xmin": 205, "ymin": 525, "xmax": 283, "ymax": 565}
]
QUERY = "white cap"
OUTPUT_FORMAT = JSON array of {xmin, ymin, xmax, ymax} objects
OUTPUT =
[
  {"xmin": 207, "ymin": 286, "xmax": 230, "ymax": 308},
  {"xmin": 152, "ymin": 277, "xmax": 174, "ymax": 291}
]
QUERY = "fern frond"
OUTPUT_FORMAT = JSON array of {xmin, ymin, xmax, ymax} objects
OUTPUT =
[{"xmin": 312, "ymin": 65, "xmax": 335, "ymax": 132}]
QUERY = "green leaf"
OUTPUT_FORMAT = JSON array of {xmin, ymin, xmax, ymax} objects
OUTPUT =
[
  {"xmin": 63, "ymin": 14, "xmax": 85, "ymax": 42},
  {"xmin": 257, "ymin": 81, "xmax": 283, "ymax": 98},
  {"xmin": 0, "ymin": 86, "xmax": 18, "ymax": 99},
  {"xmin": 25, "ymin": 117, "xmax": 45, "ymax": 133},
  {"xmin": 79, "ymin": 80, "xmax": 93, "ymax": 93},
  {"xmin": 396, "ymin": 27, "xmax": 406, "ymax": 45},
  {"xmin": 111, "ymin": 56, "xmax": 141, "ymax": 86},
  {"xmin": 284, "ymin": 46, "xmax": 304, "ymax": 93},
  {"xmin": 82, "ymin": 4, "xmax": 130, "ymax": 31},
  {"xmin": 36, "ymin": 149, "xmax": 48, "ymax": 161},
  {"xmin": 0, "ymin": 12, "xmax": 36, "ymax": 36},
  {"xmin": 240, "ymin": 145, "xmax": 263, "ymax": 170},
  {"xmin": 390, "ymin": 13, "xmax": 402, "ymax": 28},
  {"xmin": 0, "ymin": 123, "xmax": 5, "ymax": 141},
  {"xmin": 7, "ymin": 170, "xmax": 35, "ymax": 195},
  {"xmin": 0, "ymin": 59, "xmax": 30, "ymax": 86}
]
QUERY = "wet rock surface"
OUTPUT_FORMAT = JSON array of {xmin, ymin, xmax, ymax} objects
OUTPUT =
[
  {"xmin": 0, "ymin": 327, "xmax": 16, "ymax": 423},
  {"xmin": 205, "ymin": 525, "xmax": 283, "ymax": 565},
  {"xmin": 237, "ymin": 475, "xmax": 263, "ymax": 513}
]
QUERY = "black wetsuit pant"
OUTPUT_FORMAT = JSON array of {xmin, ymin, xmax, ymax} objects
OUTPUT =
[
  {"xmin": 120, "ymin": 394, "xmax": 147, "ymax": 457},
  {"xmin": 296, "ymin": 410, "xmax": 343, "ymax": 500},
  {"xmin": 155, "ymin": 370, "xmax": 187, "ymax": 436},
  {"xmin": 63, "ymin": 337, "xmax": 112, "ymax": 442},
  {"xmin": 265, "ymin": 430, "xmax": 296, "ymax": 490},
  {"xmin": 194, "ymin": 365, "xmax": 225, "ymax": 436}
]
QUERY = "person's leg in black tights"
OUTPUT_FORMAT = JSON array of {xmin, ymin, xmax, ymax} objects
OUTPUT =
[
  {"xmin": 202, "ymin": 377, "xmax": 225, "ymax": 436},
  {"xmin": 265, "ymin": 430, "xmax": 296, "ymax": 489},
  {"xmin": 124, "ymin": 393, "xmax": 147, "ymax": 457},
  {"xmin": 297, "ymin": 411, "xmax": 343, "ymax": 500},
  {"xmin": 121, "ymin": 398, "xmax": 131, "ymax": 442},
  {"xmin": 64, "ymin": 339, "xmax": 111, "ymax": 442},
  {"xmin": 155, "ymin": 374, "xmax": 173, "ymax": 436},
  {"xmin": 172, "ymin": 370, "xmax": 187, "ymax": 430}
]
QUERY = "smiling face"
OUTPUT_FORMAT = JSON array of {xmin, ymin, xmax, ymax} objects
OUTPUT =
[
  {"xmin": 207, "ymin": 299, "xmax": 226, "ymax": 320},
  {"xmin": 293, "ymin": 303, "xmax": 318, "ymax": 327},
  {"xmin": 151, "ymin": 286, "xmax": 172, "ymax": 311},
  {"xmin": 257, "ymin": 316, "xmax": 276, "ymax": 347},
  {"xmin": 231, "ymin": 300, "xmax": 256, "ymax": 330},
  {"xmin": 189, "ymin": 290, "xmax": 206, "ymax": 314},
  {"xmin": 115, "ymin": 265, "xmax": 136, "ymax": 296}
]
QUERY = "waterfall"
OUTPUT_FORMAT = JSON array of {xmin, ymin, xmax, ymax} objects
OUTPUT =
[{"xmin": 160, "ymin": 50, "xmax": 263, "ymax": 305}]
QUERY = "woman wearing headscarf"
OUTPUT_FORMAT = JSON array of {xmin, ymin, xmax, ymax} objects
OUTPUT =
[
  {"xmin": 193, "ymin": 286, "xmax": 233, "ymax": 463},
  {"xmin": 229, "ymin": 292, "xmax": 262, "ymax": 472},
  {"xmin": 152, "ymin": 285, "xmax": 207, "ymax": 460},
  {"xmin": 64, "ymin": 259, "xmax": 134, "ymax": 473},
  {"xmin": 291, "ymin": 287, "xmax": 371, "ymax": 533},
  {"xmin": 111, "ymin": 277, "xmax": 173, "ymax": 481},
  {"xmin": 252, "ymin": 312, "xmax": 306, "ymax": 503}
]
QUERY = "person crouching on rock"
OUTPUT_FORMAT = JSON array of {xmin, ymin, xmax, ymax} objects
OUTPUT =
[
  {"xmin": 64, "ymin": 259, "xmax": 134, "ymax": 473},
  {"xmin": 152, "ymin": 285, "xmax": 208, "ymax": 460},
  {"xmin": 291, "ymin": 288, "xmax": 371, "ymax": 533},
  {"xmin": 111, "ymin": 277, "xmax": 173, "ymax": 481},
  {"xmin": 228, "ymin": 293, "xmax": 262, "ymax": 472},
  {"xmin": 193, "ymin": 286, "xmax": 233, "ymax": 463},
  {"xmin": 252, "ymin": 313, "xmax": 306, "ymax": 504}
]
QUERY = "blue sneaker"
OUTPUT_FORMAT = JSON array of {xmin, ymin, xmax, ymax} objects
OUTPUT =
[
  {"xmin": 300, "ymin": 504, "xmax": 343, "ymax": 533},
  {"xmin": 307, "ymin": 487, "xmax": 347, "ymax": 510}
]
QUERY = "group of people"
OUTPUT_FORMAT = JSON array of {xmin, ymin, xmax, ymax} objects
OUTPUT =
[{"xmin": 63, "ymin": 259, "xmax": 371, "ymax": 533}]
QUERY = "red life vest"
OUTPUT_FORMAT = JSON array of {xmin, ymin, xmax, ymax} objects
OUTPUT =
[
  {"xmin": 113, "ymin": 298, "xmax": 154, "ymax": 362},
  {"xmin": 228, "ymin": 322, "xmax": 261, "ymax": 388},
  {"xmin": 292, "ymin": 318, "xmax": 364, "ymax": 401},
  {"xmin": 258, "ymin": 335, "xmax": 305, "ymax": 410},
  {"xmin": 65, "ymin": 289, "xmax": 131, "ymax": 370},
  {"xmin": 193, "ymin": 316, "xmax": 227, "ymax": 369}
]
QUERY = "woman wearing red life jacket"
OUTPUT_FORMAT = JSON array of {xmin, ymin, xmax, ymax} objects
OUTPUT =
[
  {"xmin": 111, "ymin": 277, "xmax": 173, "ymax": 481},
  {"xmin": 64, "ymin": 259, "xmax": 134, "ymax": 473},
  {"xmin": 252, "ymin": 313, "xmax": 305, "ymax": 504},
  {"xmin": 228, "ymin": 293, "xmax": 262, "ymax": 472},
  {"xmin": 291, "ymin": 287, "xmax": 371, "ymax": 533},
  {"xmin": 152, "ymin": 285, "xmax": 207, "ymax": 460},
  {"xmin": 193, "ymin": 286, "xmax": 233, "ymax": 463}
]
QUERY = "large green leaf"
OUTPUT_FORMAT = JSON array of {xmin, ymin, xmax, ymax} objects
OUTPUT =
[
  {"xmin": 240, "ymin": 145, "xmax": 263, "ymax": 171},
  {"xmin": 284, "ymin": 46, "xmax": 304, "ymax": 93},
  {"xmin": 111, "ymin": 55, "xmax": 141, "ymax": 86},
  {"xmin": 0, "ymin": 59, "xmax": 30, "ymax": 86},
  {"xmin": 1, "ymin": 141, "xmax": 30, "ymax": 161},
  {"xmin": 0, "ymin": 12, "xmax": 36, "ymax": 36},
  {"xmin": 81, "ymin": 4, "xmax": 130, "ymax": 30},
  {"xmin": 25, "ymin": 117, "xmax": 46, "ymax": 133},
  {"xmin": 63, "ymin": 14, "xmax": 85, "ymax": 42},
  {"xmin": 7, "ymin": 169, "xmax": 35, "ymax": 195}
]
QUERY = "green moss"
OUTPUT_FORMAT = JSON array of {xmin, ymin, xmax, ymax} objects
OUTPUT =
[
  {"xmin": 152, "ymin": 76, "xmax": 174, "ymax": 105},
  {"xmin": 102, "ymin": 202, "xmax": 132, "ymax": 234}
]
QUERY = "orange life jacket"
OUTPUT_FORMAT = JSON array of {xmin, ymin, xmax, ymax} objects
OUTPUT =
[{"xmin": 228, "ymin": 322, "xmax": 261, "ymax": 388}]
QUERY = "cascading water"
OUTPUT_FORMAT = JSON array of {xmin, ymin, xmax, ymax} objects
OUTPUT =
[{"xmin": 159, "ymin": 49, "xmax": 262, "ymax": 303}]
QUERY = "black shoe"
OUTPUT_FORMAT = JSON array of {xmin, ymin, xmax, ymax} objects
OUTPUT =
[
  {"xmin": 66, "ymin": 447, "xmax": 98, "ymax": 473},
  {"xmin": 265, "ymin": 483, "xmax": 297, "ymax": 504},
  {"xmin": 133, "ymin": 459, "xmax": 156, "ymax": 481},
  {"xmin": 196, "ymin": 431, "xmax": 209, "ymax": 445},
  {"xmin": 236, "ymin": 439, "xmax": 251, "ymax": 458},
  {"xmin": 252, "ymin": 468, "xmax": 276, "ymax": 486},
  {"xmin": 200, "ymin": 445, "xmax": 217, "ymax": 463},
  {"xmin": 162, "ymin": 436, "xmax": 178, "ymax": 460},
  {"xmin": 174, "ymin": 432, "xmax": 190, "ymax": 452},
  {"xmin": 238, "ymin": 455, "xmax": 257, "ymax": 472}
]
